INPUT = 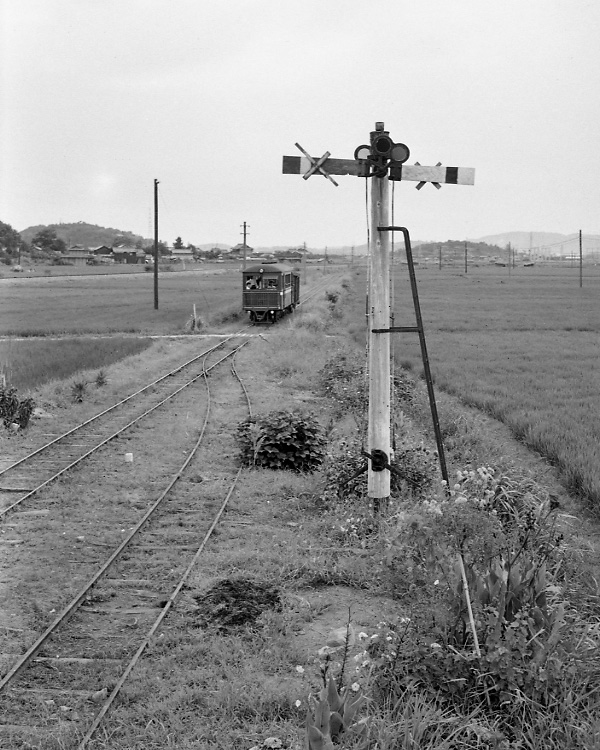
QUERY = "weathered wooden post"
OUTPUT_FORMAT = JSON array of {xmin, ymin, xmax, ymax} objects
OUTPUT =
[{"xmin": 368, "ymin": 173, "xmax": 391, "ymax": 498}]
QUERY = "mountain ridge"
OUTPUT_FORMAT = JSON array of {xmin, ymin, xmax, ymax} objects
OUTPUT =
[{"xmin": 17, "ymin": 222, "xmax": 599, "ymax": 256}]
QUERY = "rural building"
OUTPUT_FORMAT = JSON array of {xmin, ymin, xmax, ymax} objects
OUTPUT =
[
  {"xmin": 230, "ymin": 243, "xmax": 253, "ymax": 257},
  {"xmin": 60, "ymin": 252, "xmax": 93, "ymax": 266},
  {"xmin": 91, "ymin": 245, "xmax": 112, "ymax": 256},
  {"xmin": 112, "ymin": 248, "xmax": 145, "ymax": 264},
  {"xmin": 170, "ymin": 247, "xmax": 195, "ymax": 262}
]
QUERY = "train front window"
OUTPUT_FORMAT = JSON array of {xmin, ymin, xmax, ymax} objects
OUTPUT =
[{"xmin": 284, "ymin": 273, "xmax": 291, "ymax": 288}]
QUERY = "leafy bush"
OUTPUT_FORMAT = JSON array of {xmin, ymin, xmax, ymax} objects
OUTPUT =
[
  {"xmin": 0, "ymin": 386, "xmax": 35, "ymax": 429},
  {"xmin": 237, "ymin": 411, "xmax": 326, "ymax": 472}
]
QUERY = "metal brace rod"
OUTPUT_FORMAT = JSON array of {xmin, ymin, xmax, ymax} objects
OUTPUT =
[{"xmin": 375, "ymin": 225, "xmax": 449, "ymax": 485}]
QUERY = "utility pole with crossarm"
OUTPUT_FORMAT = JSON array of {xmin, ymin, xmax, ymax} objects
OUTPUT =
[{"xmin": 283, "ymin": 123, "xmax": 474, "ymax": 502}]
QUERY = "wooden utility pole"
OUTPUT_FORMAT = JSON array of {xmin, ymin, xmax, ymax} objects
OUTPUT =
[
  {"xmin": 153, "ymin": 179, "xmax": 159, "ymax": 310},
  {"xmin": 241, "ymin": 221, "xmax": 249, "ymax": 269},
  {"xmin": 282, "ymin": 124, "xmax": 474, "ymax": 499},
  {"xmin": 368, "ymin": 175, "xmax": 391, "ymax": 498},
  {"xmin": 464, "ymin": 241, "xmax": 468, "ymax": 274}
]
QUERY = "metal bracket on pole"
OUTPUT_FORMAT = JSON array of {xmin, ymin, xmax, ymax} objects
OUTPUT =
[{"xmin": 373, "ymin": 225, "xmax": 449, "ymax": 485}]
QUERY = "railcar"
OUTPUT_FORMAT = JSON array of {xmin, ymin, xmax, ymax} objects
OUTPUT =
[{"xmin": 242, "ymin": 262, "xmax": 300, "ymax": 323}]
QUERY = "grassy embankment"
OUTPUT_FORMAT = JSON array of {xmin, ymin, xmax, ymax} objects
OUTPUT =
[{"xmin": 347, "ymin": 263, "xmax": 600, "ymax": 511}]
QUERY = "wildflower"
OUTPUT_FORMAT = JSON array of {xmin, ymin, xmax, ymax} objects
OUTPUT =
[
  {"xmin": 295, "ymin": 699, "xmax": 302, "ymax": 708},
  {"xmin": 358, "ymin": 631, "xmax": 368, "ymax": 641},
  {"xmin": 295, "ymin": 665, "xmax": 305, "ymax": 674},
  {"xmin": 430, "ymin": 642, "xmax": 441, "ymax": 649},
  {"xmin": 433, "ymin": 579, "xmax": 439, "ymax": 586},
  {"xmin": 351, "ymin": 682, "xmax": 360, "ymax": 692}
]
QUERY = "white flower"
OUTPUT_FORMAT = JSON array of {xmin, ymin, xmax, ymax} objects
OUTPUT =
[
  {"xmin": 351, "ymin": 682, "xmax": 360, "ymax": 692},
  {"xmin": 434, "ymin": 579, "xmax": 440, "ymax": 586},
  {"xmin": 358, "ymin": 631, "xmax": 368, "ymax": 641},
  {"xmin": 430, "ymin": 642, "xmax": 441, "ymax": 649},
  {"xmin": 295, "ymin": 665, "xmax": 305, "ymax": 674},
  {"xmin": 295, "ymin": 699, "xmax": 302, "ymax": 708}
]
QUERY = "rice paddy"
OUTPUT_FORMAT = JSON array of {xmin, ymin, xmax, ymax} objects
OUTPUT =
[{"xmin": 356, "ymin": 263, "xmax": 600, "ymax": 509}]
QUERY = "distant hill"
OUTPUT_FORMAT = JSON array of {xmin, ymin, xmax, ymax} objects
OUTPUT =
[{"xmin": 20, "ymin": 222, "xmax": 145, "ymax": 249}]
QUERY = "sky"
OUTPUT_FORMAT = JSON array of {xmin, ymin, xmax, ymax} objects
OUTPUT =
[{"xmin": 1, "ymin": 0, "xmax": 599, "ymax": 249}]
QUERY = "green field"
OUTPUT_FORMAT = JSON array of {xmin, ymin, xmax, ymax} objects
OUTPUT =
[
  {"xmin": 0, "ymin": 267, "xmax": 241, "ymax": 336},
  {"xmin": 347, "ymin": 263, "xmax": 600, "ymax": 508},
  {"xmin": 0, "ymin": 267, "xmax": 245, "ymax": 390},
  {"xmin": 0, "ymin": 264, "xmax": 332, "ymax": 391},
  {"xmin": 0, "ymin": 337, "xmax": 153, "ymax": 391}
]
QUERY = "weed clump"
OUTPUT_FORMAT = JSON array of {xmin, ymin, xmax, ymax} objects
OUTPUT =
[
  {"xmin": 0, "ymin": 385, "xmax": 35, "ymax": 429},
  {"xmin": 372, "ymin": 470, "xmax": 600, "ymax": 740},
  {"xmin": 237, "ymin": 411, "xmax": 326, "ymax": 472},
  {"xmin": 71, "ymin": 380, "xmax": 87, "ymax": 403},
  {"xmin": 95, "ymin": 369, "xmax": 107, "ymax": 387}
]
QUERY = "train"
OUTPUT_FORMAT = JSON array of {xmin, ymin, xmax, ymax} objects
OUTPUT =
[{"xmin": 242, "ymin": 262, "xmax": 300, "ymax": 323}]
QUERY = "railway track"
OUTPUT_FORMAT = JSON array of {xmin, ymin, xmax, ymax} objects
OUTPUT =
[
  {"xmin": 0, "ymin": 273, "xmax": 338, "ymax": 746},
  {"xmin": 0, "ymin": 333, "xmax": 251, "ymax": 517},
  {"xmin": 0, "ymin": 339, "xmax": 255, "ymax": 748}
]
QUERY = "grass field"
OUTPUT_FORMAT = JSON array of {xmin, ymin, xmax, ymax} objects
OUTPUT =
[
  {"xmin": 0, "ymin": 267, "xmax": 243, "ymax": 336},
  {"xmin": 0, "ymin": 265, "xmax": 335, "ymax": 391},
  {"xmin": 0, "ymin": 337, "xmax": 153, "ymax": 391},
  {"xmin": 348, "ymin": 262, "xmax": 600, "ymax": 508}
]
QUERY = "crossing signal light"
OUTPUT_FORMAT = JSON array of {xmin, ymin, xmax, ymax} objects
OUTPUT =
[{"xmin": 354, "ymin": 124, "xmax": 410, "ymax": 175}]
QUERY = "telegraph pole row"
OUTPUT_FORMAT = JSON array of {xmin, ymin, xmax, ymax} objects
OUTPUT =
[{"xmin": 283, "ymin": 124, "xmax": 474, "ymax": 501}]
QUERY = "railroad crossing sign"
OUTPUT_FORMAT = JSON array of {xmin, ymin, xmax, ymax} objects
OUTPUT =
[
  {"xmin": 294, "ymin": 143, "xmax": 339, "ymax": 186},
  {"xmin": 282, "ymin": 122, "xmax": 474, "ymax": 502},
  {"xmin": 283, "ymin": 148, "xmax": 474, "ymax": 187}
]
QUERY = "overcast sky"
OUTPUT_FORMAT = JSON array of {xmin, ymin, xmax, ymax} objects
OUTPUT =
[{"xmin": 2, "ymin": 0, "xmax": 599, "ymax": 248}]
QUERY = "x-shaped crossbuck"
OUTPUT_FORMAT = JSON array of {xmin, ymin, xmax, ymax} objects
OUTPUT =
[
  {"xmin": 415, "ymin": 161, "xmax": 442, "ymax": 190},
  {"xmin": 295, "ymin": 143, "xmax": 339, "ymax": 186}
]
